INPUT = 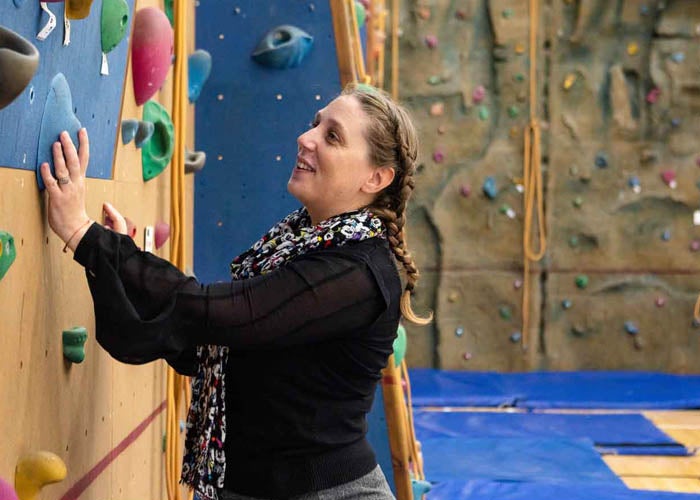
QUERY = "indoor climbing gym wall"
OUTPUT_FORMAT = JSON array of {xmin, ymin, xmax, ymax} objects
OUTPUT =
[
  {"xmin": 0, "ymin": 0, "xmax": 197, "ymax": 496},
  {"xmin": 399, "ymin": 0, "xmax": 700, "ymax": 372}
]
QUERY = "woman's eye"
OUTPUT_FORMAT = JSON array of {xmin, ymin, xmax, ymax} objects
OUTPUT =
[{"xmin": 327, "ymin": 130, "xmax": 339, "ymax": 142}]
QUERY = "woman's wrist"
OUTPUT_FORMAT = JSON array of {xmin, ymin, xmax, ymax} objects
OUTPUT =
[{"xmin": 63, "ymin": 219, "xmax": 93, "ymax": 253}]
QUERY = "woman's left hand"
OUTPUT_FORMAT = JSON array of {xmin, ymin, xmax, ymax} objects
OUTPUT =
[{"xmin": 40, "ymin": 129, "xmax": 91, "ymax": 249}]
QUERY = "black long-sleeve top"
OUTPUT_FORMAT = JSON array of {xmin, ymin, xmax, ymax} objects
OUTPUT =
[{"xmin": 73, "ymin": 223, "xmax": 402, "ymax": 498}]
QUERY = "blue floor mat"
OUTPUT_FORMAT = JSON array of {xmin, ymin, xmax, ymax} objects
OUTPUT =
[
  {"xmin": 410, "ymin": 369, "xmax": 700, "ymax": 409},
  {"xmin": 413, "ymin": 411, "xmax": 689, "ymax": 455},
  {"xmin": 422, "ymin": 437, "xmax": 623, "ymax": 484},
  {"xmin": 426, "ymin": 480, "xmax": 700, "ymax": 500}
]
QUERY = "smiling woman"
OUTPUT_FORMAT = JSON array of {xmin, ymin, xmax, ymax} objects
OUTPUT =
[{"xmin": 40, "ymin": 82, "xmax": 430, "ymax": 500}]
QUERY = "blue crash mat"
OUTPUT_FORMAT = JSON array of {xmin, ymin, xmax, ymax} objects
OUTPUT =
[
  {"xmin": 413, "ymin": 411, "xmax": 689, "ymax": 455},
  {"xmin": 421, "ymin": 437, "xmax": 623, "ymax": 484},
  {"xmin": 410, "ymin": 369, "xmax": 700, "ymax": 409},
  {"xmin": 426, "ymin": 480, "xmax": 700, "ymax": 500}
]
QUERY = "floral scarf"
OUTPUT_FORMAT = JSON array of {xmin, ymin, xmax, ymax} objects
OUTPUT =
[{"xmin": 180, "ymin": 207, "xmax": 385, "ymax": 500}]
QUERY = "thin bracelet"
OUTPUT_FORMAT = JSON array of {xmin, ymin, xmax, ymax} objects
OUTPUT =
[{"xmin": 63, "ymin": 219, "xmax": 93, "ymax": 253}]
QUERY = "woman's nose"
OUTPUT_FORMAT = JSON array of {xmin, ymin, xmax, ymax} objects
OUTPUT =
[{"xmin": 297, "ymin": 128, "xmax": 316, "ymax": 151}]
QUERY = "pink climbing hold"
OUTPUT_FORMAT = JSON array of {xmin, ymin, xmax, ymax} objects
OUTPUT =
[
  {"xmin": 424, "ymin": 35, "xmax": 438, "ymax": 49},
  {"xmin": 0, "ymin": 477, "xmax": 18, "ymax": 500},
  {"xmin": 430, "ymin": 102, "xmax": 444, "ymax": 116},
  {"xmin": 655, "ymin": 296, "xmax": 666, "ymax": 307},
  {"xmin": 459, "ymin": 184, "xmax": 471, "ymax": 197},
  {"xmin": 472, "ymin": 85, "xmax": 486, "ymax": 104},
  {"xmin": 646, "ymin": 87, "xmax": 661, "ymax": 104},
  {"xmin": 660, "ymin": 169, "xmax": 676, "ymax": 188},
  {"xmin": 433, "ymin": 149, "xmax": 445, "ymax": 163},
  {"xmin": 154, "ymin": 221, "xmax": 170, "ymax": 249},
  {"xmin": 131, "ymin": 7, "xmax": 174, "ymax": 106},
  {"xmin": 691, "ymin": 240, "xmax": 700, "ymax": 252}
]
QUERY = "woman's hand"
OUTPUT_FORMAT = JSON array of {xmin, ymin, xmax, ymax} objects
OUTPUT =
[
  {"xmin": 40, "ymin": 129, "xmax": 91, "ymax": 251},
  {"xmin": 102, "ymin": 202, "xmax": 128, "ymax": 235}
]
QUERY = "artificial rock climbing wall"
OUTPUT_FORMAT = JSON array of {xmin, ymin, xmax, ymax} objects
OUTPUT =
[
  {"xmin": 400, "ymin": 0, "xmax": 700, "ymax": 371},
  {"xmin": 0, "ymin": 0, "xmax": 196, "ymax": 498}
]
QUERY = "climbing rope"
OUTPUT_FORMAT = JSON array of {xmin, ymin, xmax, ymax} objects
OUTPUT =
[
  {"xmin": 348, "ymin": 0, "xmax": 372, "ymax": 84},
  {"xmin": 401, "ymin": 360, "xmax": 424, "ymax": 481},
  {"xmin": 390, "ymin": 0, "xmax": 398, "ymax": 99},
  {"xmin": 165, "ymin": 0, "xmax": 191, "ymax": 499},
  {"xmin": 521, "ymin": 0, "xmax": 546, "ymax": 351}
]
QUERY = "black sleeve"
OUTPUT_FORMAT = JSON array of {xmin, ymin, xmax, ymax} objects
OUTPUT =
[{"xmin": 74, "ymin": 223, "xmax": 387, "ymax": 366}]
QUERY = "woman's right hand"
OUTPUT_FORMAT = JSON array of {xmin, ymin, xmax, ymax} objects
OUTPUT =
[{"xmin": 102, "ymin": 202, "xmax": 128, "ymax": 235}]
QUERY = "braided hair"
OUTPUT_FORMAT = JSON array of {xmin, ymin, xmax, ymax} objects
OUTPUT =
[{"xmin": 342, "ymin": 83, "xmax": 432, "ymax": 325}]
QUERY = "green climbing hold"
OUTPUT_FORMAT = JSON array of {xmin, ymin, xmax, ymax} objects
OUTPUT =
[
  {"xmin": 354, "ymin": 1, "xmax": 366, "ymax": 28},
  {"xmin": 101, "ymin": 0, "xmax": 130, "ymax": 54},
  {"xmin": 498, "ymin": 305, "xmax": 512, "ymax": 321},
  {"xmin": 393, "ymin": 324, "xmax": 407, "ymax": 367},
  {"xmin": 573, "ymin": 196, "xmax": 583, "ymax": 208},
  {"xmin": 514, "ymin": 73, "xmax": 525, "ymax": 82},
  {"xmin": 478, "ymin": 106, "xmax": 489, "ymax": 121},
  {"xmin": 502, "ymin": 8, "xmax": 514, "ymax": 18},
  {"xmin": 164, "ymin": 0, "xmax": 173, "ymax": 26},
  {"xmin": 62, "ymin": 326, "xmax": 88, "ymax": 364},
  {"xmin": 507, "ymin": 105, "xmax": 520, "ymax": 118},
  {"xmin": 0, "ymin": 231, "xmax": 16, "ymax": 281},
  {"xmin": 141, "ymin": 100, "xmax": 175, "ymax": 181},
  {"xmin": 427, "ymin": 75, "xmax": 442, "ymax": 85},
  {"xmin": 568, "ymin": 235, "xmax": 579, "ymax": 247},
  {"xmin": 575, "ymin": 275, "xmax": 589, "ymax": 289}
]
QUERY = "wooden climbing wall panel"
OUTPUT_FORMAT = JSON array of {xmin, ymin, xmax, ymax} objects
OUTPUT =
[
  {"xmin": 0, "ymin": 0, "xmax": 195, "ymax": 498},
  {"xmin": 400, "ymin": 0, "xmax": 700, "ymax": 371}
]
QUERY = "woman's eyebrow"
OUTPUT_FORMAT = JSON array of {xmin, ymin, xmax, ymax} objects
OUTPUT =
[{"xmin": 315, "ymin": 111, "xmax": 347, "ymax": 138}]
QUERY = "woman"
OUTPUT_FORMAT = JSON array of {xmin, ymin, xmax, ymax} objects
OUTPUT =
[{"xmin": 41, "ymin": 83, "xmax": 430, "ymax": 500}]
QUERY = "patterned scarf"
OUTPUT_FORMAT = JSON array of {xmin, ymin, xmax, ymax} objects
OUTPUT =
[{"xmin": 180, "ymin": 207, "xmax": 385, "ymax": 500}]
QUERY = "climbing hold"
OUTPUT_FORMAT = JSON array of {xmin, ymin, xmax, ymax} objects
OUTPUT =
[
  {"xmin": 15, "ymin": 451, "xmax": 66, "ymax": 500},
  {"xmin": 412, "ymin": 479, "xmax": 432, "ymax": 498},
  {"xmin": 0, "ymin": 477, "xmax": 18, "ymax": 500},
  {"xmin": 500, "ymin": 204, "xmax": 516, "ymax": 218},
  {"xmin": 36, "ymin": 74, "xmax": 82, "ymax": 191},
  {"xmin": 661, "ymin": 229, "xmax": 671, "ymax": 241},
  {"xmin": 633, "ymin": 336, "xmax": 644, "ymax": 350},
  {"xmin": 478, "ymin": 106, "xmax": 489, "ymax": 121},
  {"xmin": 354, "ymin": 1, "xmax": 366, "ymax": 28},
  {"xmin": 141, "ymin": 100, "xmax": 174, "ymax": 181},
  {"xmin": 507, "ymin": 105, "xmax": 519, "ymax": 118},
  {"xmin": 660, "ymin": 169, "xmax": 677, "ymax": 188},
  {"xmin": 251, "ymin": 25, "xmax": 313, "ymax": 69},
  {"xmin": 509, "ymin": 331, "xmax": 521, "ymax": 343},
  {"xmin": 163, "ymin": 0, "xmax": 173, "ymax": 25},
  {"xmin": 120, "ymin": 119, "xmax": 138, "ymax": 144},
  {"xmin": 0, "ymin": 27, "xmax": 40, "ymax": 111},
  {"xmin": 562, "ymin": 299, "xmax": 572, "ymax": 309},
  {"xmin": 417, "ymin": 6, "xmax": 430, "ymax": 20},
  {"xmin": 646, "ymin": 87, "xmax": 661, "ymax": 104},
  {"xmin": 154, "ymin": 221, "xmax": 170, "ymax": 249},
  {"xmin": 690, "ymin": 239, "xmax": 700, "ymax": 252},
  {"xmin": 392, "ymin": 324, "xmax": 407, "ymax": 367},
  {"xmin": 571, "ymin": 324, "xmax": 586, "ymax": 337},
  {"xmin": 472, "ymin": 85, "xmax": 486, "ymax": 103},
  {"xmin": 482, "ymin": 176, "xmax": 498, "ymax": 199},
  {"xmin": 424, "ymin": 35, "xmax": 438, "ymax": 49},
  {"xmin": 498, "ymin": 305, "xmax": 512, "ymax": 321},
  {"xmin": 514, "ymin": 41, "xmax": 525, "ymax": 54},
  {"xmin": 455, "ymin": 326, "xmax": 464, "ymax": 337},
  {"xmin": 670, "ymin": 51, "xmax": 685, "ymax": 63},
  {"xmin": 134, "ymin": 120, "xmax": 154, "ymax": 148},
  {"xmin": 62, "ymin": 326, "xmax": 87, "ymax": 363},
  {"xmin": 502, "ymin": 8, "xmax": 514, "ymax": 18},
  {"xmin": 188, "ymin": 49, "xmax": 212, "ymax": 103},
  {"xmin": 624, "ymin": 321, "xmax": 639, "ymax": 335},
  {"xmin": 437, "ymin": 124, "xmax": 446, "ymax": 134},
  {"xmin": 132, "ymin": 7, "xmax": 174, "ymax": 105},
  {"xmin": 563, "ymin": 73, "xmax": 577, "ymax": 90},
  {"xmin": 432, "ymin": 149, "xmax": 445, "ymax": 163},
  {"xmin": 429, "ymin": 102, "xmax": 444, "ymax": 116},
  {"xmin": 514, "ymin": 73, "xmax": 525, "ymax": 83},
  {"xmin": 462, "ymin": 352, "xmax": 472, "ymax": 361},
  {"xmin": 627, "ymin": 42, "xmax": 639, "ymax": 56},
  {"xmin": 655, "ymin": 296, "xmax": 666, "ymax": 307},
  {"xmin": 459, "ymin": 184, "xmax": 471, "ymax": 198},
  {"xmin": 455, "ymin": 9, "xmax": 467, "ymax": 20},
  {"xmin": 568, "ymin": 235, "xmax": 579, "ymax": 248},
  {"xmin": 185, "ymin": 149, "xmax": 206, "ymax": 174},
  {"xmin": 572, "ymin": 196, "xmax": 583, "ymax": 208},
  {"xmin": 66, "ymin": 0, "xmax": 93, "ymax": 19},
  {"xmin": 574, "ymin": 275, "xmax": 588, "ymax": 289},
  {"xmin": 671, "ymin": 117, "xmax": 682, "ymax": 128},
  {"xmin": 426, "ymin": 75, "xmax": 442, "ymax": 85},
  {"xmin": 513, "ymin": 279, "xmax": 523, "ymax": 290},
  {"xmin": 628, "ymin": 176, "xmax": 641, "ymax": 193},
  {"xmin": 0, "ymin": 231, "xmax": 16, "ymax": 281},
  {"xmin": 594, "ymin": 152, "xmax": 608, "ymax": 168},
  {"xmin": 101, "ymin": 0, "xmax": 129, "ymax": 54}
]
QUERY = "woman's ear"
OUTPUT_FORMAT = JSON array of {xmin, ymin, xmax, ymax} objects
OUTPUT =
[{"xmin": 362, "ymin": 166, "xmax": 396, "ymax": 194}]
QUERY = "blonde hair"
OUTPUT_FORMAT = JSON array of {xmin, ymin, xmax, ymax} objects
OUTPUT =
[{"xmin": 342, "ymin": 83, "xmax": 432, "ymax": 325}]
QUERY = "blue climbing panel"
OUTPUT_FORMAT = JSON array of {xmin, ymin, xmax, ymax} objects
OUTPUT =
[
  {"xmin": 193, "ymin": 0, "xmax": 342, "ymax": 282},
  {"xmin": 0, "ymin": 0, "xmax": 132, "ymax": 180}
]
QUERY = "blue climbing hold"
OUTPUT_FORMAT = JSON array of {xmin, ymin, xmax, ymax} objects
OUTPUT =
[
  {"xmin": 670, "ymin": 51, "xmax": 685, "ymax": 63},
  {"xmin": 188, "ymin": 49, "xmax": 211, "ymax": 103},
  {"xmin": 121, "ymin": 119, "xmax": 138, "ymax": 144},
  {"xmin": 594, "ymin": 152, "xmax": 608, "ymax": 168},
  {"xmin": 455, "ymin": 326, "xmax": 464, "ymax": 337},
  {"xmin": 561, "ymin": 299, "xmax": 572, "ymax": 310},
  {"xmin": 483, "ymin": 176, "xmax": 498, "ymax": 199},
  {"xmin": 412, "ymin": 480, "xmax": 431, "ymax": 498},
  {"xmin": 251, "ymin": 25, "xmax": 313, "ymax": 69},
  {"xmin": 628, "ymin": 176, "xmax": 640, "ymax": 188},
  {"xmin": 661, "ymin": 229, "xmax": 671, "ymax": 241},
  {"xmin": 36, "ymin": 73, "xmax": 82, "ymax": 191},
  {"xmin": 671, "ymin": 117, "xmax": 682, "ymax": 127},
  {"xmin": 624, "ymin": 321, "xmax": 639, "ymax": 335},
  {"xmin": 134, "ymin": 121, "xmax": 154, "ymax": 148},
  {"xmin": 509, "ymin": 331, "xmax": 522, "ymax": 343}
]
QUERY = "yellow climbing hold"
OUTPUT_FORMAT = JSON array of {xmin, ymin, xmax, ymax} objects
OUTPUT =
[
  {"xmin": 515, "ymin": 41, "xmax": 526, "ymax": 54},
  {"xmin": 15, "ymin": 452, "xmax": 67, "ymax": 500},
  {"xmin": 563, "ymin": 73, "xmax": 577, "ymax": 90},
  {"xmin": 627, "ymin": 42, "xmax": 639, "ymax": 56}
]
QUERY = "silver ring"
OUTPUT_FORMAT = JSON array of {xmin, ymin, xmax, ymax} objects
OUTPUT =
[{"xmin": 57, "ymin": 176, "xmax": 70, "ymax": 185}]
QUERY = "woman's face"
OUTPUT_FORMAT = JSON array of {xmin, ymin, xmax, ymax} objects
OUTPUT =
[{"xmin": 288, "ymin": 94, "xmax": 382, "ymax": 224}]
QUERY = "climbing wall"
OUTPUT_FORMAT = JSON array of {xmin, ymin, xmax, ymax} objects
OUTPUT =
[
  {"xmin": 0, "ymin": 0, "xmax": 196, "ymax": 498},
  {"xmin": 399, "ymin": 0, "xmax": 700, "ymax": 371}
]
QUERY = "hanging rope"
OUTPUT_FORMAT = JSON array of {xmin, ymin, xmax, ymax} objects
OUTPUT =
[
  {"xmin": 348, "ymin": 0, "xmax": 372, "ymax": 84},
  {"xmin": 165, "ymin": 0, "xmax": 191, "ymax": 499},
  {"xmin": 521, "ymin": 0, "xmax": 546, "ymax": 351}
]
